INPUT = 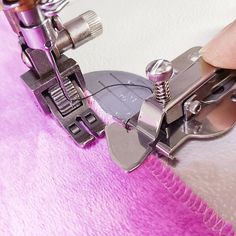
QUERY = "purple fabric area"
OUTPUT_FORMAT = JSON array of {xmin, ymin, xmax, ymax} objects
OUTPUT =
[{"xmin": 0, "ymin": 13, "xmax": 235, "ymax": 236}]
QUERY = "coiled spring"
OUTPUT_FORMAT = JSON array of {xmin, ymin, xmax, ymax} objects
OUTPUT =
[
  {"xmin": 154, "ymin": 80, "xmax": 171, "ymax": 107},
  {"xmin": 40, "ymin": 0, "xmax": 69, "ymax": 17}
]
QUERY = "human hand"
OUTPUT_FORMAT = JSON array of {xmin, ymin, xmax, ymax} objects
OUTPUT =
[{"xmin": 201, "ymin": 20, "xmax": 236, "ymax": 69}]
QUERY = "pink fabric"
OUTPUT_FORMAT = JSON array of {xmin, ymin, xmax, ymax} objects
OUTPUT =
[{"xmin": 0, "ymin": 13, "xmax": 235, "ymax": 236}]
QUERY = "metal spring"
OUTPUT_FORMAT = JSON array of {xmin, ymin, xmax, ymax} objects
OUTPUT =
[
  {"xmin": 154, "ymin": 81, "xmax": 171, "ymax": 106},
  {"xmin": 39, "ymin": 0, "xmax": 69, "ymax": 17}
]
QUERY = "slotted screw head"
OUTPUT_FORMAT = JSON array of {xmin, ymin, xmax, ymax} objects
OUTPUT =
[{"xmin": 146, "ymin": 59, "xmax": 173, "ymax": 83}]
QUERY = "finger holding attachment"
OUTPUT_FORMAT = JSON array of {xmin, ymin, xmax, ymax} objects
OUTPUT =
[{"xmin": 201, "ymin": 19, "xmax": 236, "ymax": 69}]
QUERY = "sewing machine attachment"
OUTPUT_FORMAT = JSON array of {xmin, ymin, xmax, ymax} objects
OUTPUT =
[
  {"xmin": 22, "ymin": 54, "xmax": 105, "ymax": 146},
  {"xmin": 2, "ymin": 0, "xmax": 105, "ymax": 146},
  {"xmin": 103, "ymin": 47, "xmax": 236, "ymax": 171}
]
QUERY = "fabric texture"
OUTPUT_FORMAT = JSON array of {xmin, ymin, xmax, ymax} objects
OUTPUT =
[{"xmin": 0, "ymin": 13, "xmax": 235, "ymax": 236}]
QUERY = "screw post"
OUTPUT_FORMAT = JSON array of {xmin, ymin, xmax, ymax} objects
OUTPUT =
[{"xmin": 146, "ymin": 59, "xmax": 173, "ymax": 107}]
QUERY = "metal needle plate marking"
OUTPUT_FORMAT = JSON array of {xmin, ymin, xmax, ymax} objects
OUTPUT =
[{"xmin": 84, "ymin": 71, "xmax": 153, "ymax": 122}]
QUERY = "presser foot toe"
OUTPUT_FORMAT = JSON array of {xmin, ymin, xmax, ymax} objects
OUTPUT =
[{"xmin": 21, "ymin": 55, "xmax": 105, "ymax": 147}]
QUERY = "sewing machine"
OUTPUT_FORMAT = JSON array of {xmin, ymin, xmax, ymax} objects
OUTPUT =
[{"xmin": 2, "ymin": 0, "xmax": 236, "ymax": 173}]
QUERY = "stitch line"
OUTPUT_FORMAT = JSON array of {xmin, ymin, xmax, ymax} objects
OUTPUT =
[{"xmin": 145, "ymin": 156, "xmax": 236, "ymax": 236}]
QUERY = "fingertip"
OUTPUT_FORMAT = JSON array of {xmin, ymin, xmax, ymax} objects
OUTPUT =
[{"xmin": 201, "ymin": 20, "xmax": 236, "ymax": 69}]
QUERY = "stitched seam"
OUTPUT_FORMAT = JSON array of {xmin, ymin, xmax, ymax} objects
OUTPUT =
[
  {"xmin": 90, "ymin": 97, "xmax": 236, "ymax": 235},
  {"xmin": 145, "ymin": 156, "xmax": 236, "ymax": 236}
]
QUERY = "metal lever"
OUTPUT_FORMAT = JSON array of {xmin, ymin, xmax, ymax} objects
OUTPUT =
[{"xmin": 106, "ymin": 47, "xmax": 236, "ymax": 172}]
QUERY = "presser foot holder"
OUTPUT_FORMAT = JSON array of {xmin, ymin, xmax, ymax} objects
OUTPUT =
[
  {"xmin": 104, "ymin": 47, "xmax": 236, "ymax": 172},
  {"xmin": 21, "ymin": 53, "xmax": 105, "ymax": 147}
]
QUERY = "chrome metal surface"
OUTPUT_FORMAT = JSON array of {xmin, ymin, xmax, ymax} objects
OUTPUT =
[
  {"xmin": 48, "ymin": 79, "xmax": 80, "ymax": 116},
  {"xmin": 17, "ymin": 7, "xmax": 45, "ymax": 26},
  {"xmin": 68, "ymin": 10, "xmax": 102, "ymax": 48},
  {"xmin": 146, "ymin": 59, "xmax": 173, "ymax": 106},
  {"xmin": 45, "ymin": 41, "xmax": 71, "ymax": 101},
  {"xmin": 21, "ymin": 55, "xmax": 105, "ymax": 147},
  {"xmin": 17, "ymin": 7, "xmax": 70, "ymax": 100},
  {"xmin": 2, "ymin": 1, "xmax": 105, "ymax": 147},
  {"xmin": 146, "ymin": 59, "xmax": 173, "ymax": 83},
  {"xmin": 14, "ymin": 4, "xmax": 103, "ymax": 102},
  {"xmin": 106, "ymin": 123, "xmax": 153, "ymax": 172},
  {"xmin": 19, "ymin": 11, "xmax": 56, "ymax": 50},
  {"xmin": 56, "ymin": 11, "xmax": 103, "ymax": 54},
  {"xmin": 106, "ymin": 47, "xmax": 236, "ymax": 172},
  {"xmin": 185, "ymin": 100, "xmax": 201, "ymax": 115}
]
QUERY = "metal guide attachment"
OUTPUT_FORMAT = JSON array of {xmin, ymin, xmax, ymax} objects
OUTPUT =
[{"xmin": 105, "ymin": 47, "xmax": 236, "ymax": 172}]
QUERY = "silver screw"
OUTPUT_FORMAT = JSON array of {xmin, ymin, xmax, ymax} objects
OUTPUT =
[
  {"xmin": 187, "ymin": 100, "xmax": 202, "ymax": 115},
  {"xmin": 146, "ymin": 59, "xmax": 173, "ymax": 107}
]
